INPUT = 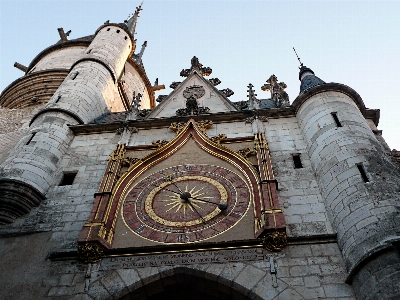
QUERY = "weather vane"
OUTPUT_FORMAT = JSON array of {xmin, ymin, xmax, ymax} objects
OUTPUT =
[{"xmin": 293, "ymin": 47, "xmax": 303, "ymax": 68}]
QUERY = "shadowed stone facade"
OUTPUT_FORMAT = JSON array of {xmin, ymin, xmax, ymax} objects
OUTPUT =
[{"xmin": 0, "ymin": 5, "xmax": 399, "ymax": 300}]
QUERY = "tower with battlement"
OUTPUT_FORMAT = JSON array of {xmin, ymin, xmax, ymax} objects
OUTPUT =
[{"xmin": 0, "ymin": 5, "xmax": 399, "ymax": 300}]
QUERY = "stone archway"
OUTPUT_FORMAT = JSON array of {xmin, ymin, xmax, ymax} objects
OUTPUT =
[
  {"xmin": 75, "ymin": 265, "xmax": 269, "ymax": 300},
  {"xmin": 117, "ymin": 267, "xmax": 262, "ymax": 300}
]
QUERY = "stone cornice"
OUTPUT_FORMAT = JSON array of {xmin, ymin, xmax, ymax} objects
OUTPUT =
[{"xmin": 69, "ymin": 108, "xmax": 296, "ymax": 134}]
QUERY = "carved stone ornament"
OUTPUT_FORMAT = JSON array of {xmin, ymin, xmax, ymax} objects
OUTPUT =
[
  {"xmin": 209, "ymin": 78, "xmax": 221, "ymax": 86},
  {"xmin": 180, "ymin": 56, "xmax": 212, "ymax": 77},
  {"xmin": 169, "ymin": 122, "xmax": 186, "ymax": 134},
  {"xmin": 156, "ymin": 95, "xmax": 168, "ymax": 103},
  {"xmin": 237, "ymin": 148, "xmax": 257, "ymax": 159},
  {"xmin": 233, "ymin": 101, "xmax": 248, "ymax": 111},
  {"xmin": 261, "ymin": 231, "xmax": 287, "ymax": 252},
  {"xmin": 170, "ymin": 82, "xmax": 181, "ymax": 89},
  {"xmin": 210, "ymin": 134, "xmax": 227, "ymax": 145},
  {"xmin": 261, "ymin": 75, "xmax": 290, "ymax": 107},
  {"xmin": 183, "ymin": 85, "xmax": 205, "ymax": 99},
  {"xmin": 176, "ymin": 96, "xmax": 210, "ymax": 116},
  {"xmin": 138, "ymin": 109, "xmax": 152, "ymax": 118},
  {"xmin": 244, "ymin": 115, "xmax": 268, "ymax": 124},
  {"xmin": 77, "ymin": 243, "xmax": 105, "ymax": 263},
  {"xmin": 116, "ymin": 125, "xmax": 138, "ymax": 135},
  {"xmin": 152, "ymin": 140, "xmax": 169, "ymax": 148},
  {"xmin": 219, "ymin": 88, "xmax": 234, "ymax": 97}
]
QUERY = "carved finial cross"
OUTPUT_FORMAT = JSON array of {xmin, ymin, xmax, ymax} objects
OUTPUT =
[
  {"xmin": 261, "ymin": 75, "xmax": 290, "ymax": 107},
  {"xmin": 180, "ymin": 56, "xmax": 212, "ymax": 77}
]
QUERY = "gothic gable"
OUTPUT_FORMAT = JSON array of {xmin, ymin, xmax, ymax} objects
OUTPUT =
[{"xmin": 148, "ymin": 57, "xmax": 237, "ymax": 119}]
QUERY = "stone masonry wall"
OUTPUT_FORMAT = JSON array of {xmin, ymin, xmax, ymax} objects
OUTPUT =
[
  {"xmin": 0, "ymin": 105, "xmax": 44, "ymax": 164},
  {"xmin": 0, "ymin": 117, "xmax": 357, "ymax": 299}
]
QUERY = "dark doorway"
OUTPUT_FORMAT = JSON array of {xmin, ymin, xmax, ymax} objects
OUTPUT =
[{"xmin": 118, "ymin": 269, "xmax": 255, "ymax": 300}]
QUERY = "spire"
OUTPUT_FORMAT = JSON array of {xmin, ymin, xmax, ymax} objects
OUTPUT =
[
  {"xmin": 135, "ymin": 41, "xmax": 147, "ymax": 65},
  {"xmin": 126, "ymin": 1, "xmax": 143, "ymax": 36},
  {"xmin": 247, "ymin": 83, "xmax": 259, "ymax": 110},
  {"xmin": 293, "ymin": 48, "xmax": 325, "ymax": 93}
]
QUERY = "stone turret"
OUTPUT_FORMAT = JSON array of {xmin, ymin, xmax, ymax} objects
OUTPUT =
[
  {"xmin": 293, "ymin": 67, "xmax": 400, "ymax": 299},
  {"xmin": 0, "ymin": 19, "xmax": 137, "ymax": 224}
]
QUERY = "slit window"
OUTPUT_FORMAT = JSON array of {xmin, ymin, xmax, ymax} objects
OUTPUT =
[
  {"xmin": 26, "ymin": 132, "xmax": 36, "ymax": 145},
  {"xmin": 55, "ymin": 95, "xmax": 61, "ymax": 103},
  {"xmin": 331, "ymin": 112, "xmax": 342, "ymax": 127},
  {"xmin": 292, "ymin": 154, "xmax": 303, "ymax": 169},
  {"xmin": 86, "ymin": 49, "xmax": 92, "ymax": 54},
  {"xmin": 356, "ymin": 163, "xmax": 369, "ymax": 183},
  {"xmin": 59, "ymin": 172, "xmax": 77, "ymax": 186},
  {"xmin": 71, "ymin": 71, "xmax": 79, "ymax": 80}
]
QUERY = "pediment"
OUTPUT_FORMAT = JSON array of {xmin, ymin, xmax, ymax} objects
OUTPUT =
[{"xmin": 148, "ymin": 72, "xmax": 237, "ymax": 119}]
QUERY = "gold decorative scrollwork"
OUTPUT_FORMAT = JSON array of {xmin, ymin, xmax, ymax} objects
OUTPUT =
[
  {"xmin": 77, "ymin": 243, "xmax": 105, "ymax": 263},
  {"xmin": 152, "ymin": 140, "xmax": 169, "ymax": 149},
  {"xmin": 169, "ymin": 122, "xmax": 186, "ymax": 134},
  {"xmin": 237, "ymin": 148, "xmax": 256, "ymax": 160},
  {"xmin": 261, "ymin": 231, "xmax": 287, "ymax": 252},
  {"xmin": 196, "ymin": 120, "xmax": 213, "ymax": 134},
  {"xmin": 109, "ymin": 144, "xmax": 126, "ymax": 162},
  {"xmin": 121, "ymin": 157, "xmax": 141, "ymax": 167},
  {"xmin": 210, "ymin": 134, "xmax": 227, "ymax": 145}
]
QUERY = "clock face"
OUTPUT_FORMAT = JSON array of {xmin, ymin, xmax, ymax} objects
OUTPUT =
[{"xmin": 122, "ymin": 164, "xmax": 251, "ymax": 243}]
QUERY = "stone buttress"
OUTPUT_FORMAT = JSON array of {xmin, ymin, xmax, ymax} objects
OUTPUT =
[{"xmin": 0, "ymin": 22, "xmax": 136, "ymax": 224}]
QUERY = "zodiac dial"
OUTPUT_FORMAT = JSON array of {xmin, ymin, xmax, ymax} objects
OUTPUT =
[{"xmin": 122, "ymin": 164, "xmax": 251, "ymax": 244}]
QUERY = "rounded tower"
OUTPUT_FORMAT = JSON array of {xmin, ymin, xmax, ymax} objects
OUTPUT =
[
  {"xmin": 0, "ymin": 6, "xmax": 153, "ymax": 224},
  {"xmin": 293, "ymin": 66, "xmax": 400, "ymax": 299}
]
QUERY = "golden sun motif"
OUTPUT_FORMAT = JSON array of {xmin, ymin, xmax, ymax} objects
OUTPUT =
[{"xmin": 161, "ymin": 183, "xmax": 215, "ymax": 215}]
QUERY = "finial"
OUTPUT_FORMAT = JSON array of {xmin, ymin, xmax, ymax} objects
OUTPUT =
[
  {"xmin": 293, "ymin": 47, "xmax": 303, "ymax": 68},
  {"xmin": 247, "ymin": 83, "xmax": 259, "ymax": 110},
  {"xmin": 180, "ymin": 56, "xmax": 212, "ymax": 77},
  {"xmin": 126, "ymin": 1, "xmax": 144, "ymax": 36},
  {"xmin": 135, "ymin": 41, "xmax": 147, "ymax": 65}
]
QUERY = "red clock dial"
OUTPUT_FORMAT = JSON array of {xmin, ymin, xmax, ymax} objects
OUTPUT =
[{"xmin": 122, "ymin": 164, "xmax": 250, "ymax": 244}]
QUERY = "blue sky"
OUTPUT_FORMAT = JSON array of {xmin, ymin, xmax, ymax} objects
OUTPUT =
[{"xmin": 1, "ymin": 0, "xmax": 399, "ymax": 149}]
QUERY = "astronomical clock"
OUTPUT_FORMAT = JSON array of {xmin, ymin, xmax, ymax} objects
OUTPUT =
[{"xmin": 77, "ymin": 119, "xmax": 286, "ymax": 262}]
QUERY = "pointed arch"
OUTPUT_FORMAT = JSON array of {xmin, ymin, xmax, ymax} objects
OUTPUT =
[{"xmin": 111, "ymin": 119, "xmax": 265, "ymax": 239}]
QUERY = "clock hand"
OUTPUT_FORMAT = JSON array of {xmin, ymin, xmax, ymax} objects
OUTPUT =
[
  {"xmin": 186, "ymin": 199, "xmax": 219, "ymax": 233},
  {"xmin": 147, "ymin": 182, "xmax": 180, "ymax": 195},
  {"xmin": 189, "ymin": 197, "xmax": 228, "ymax": 210},
  {"xmin": 169, "ymin": 180, "xmax": 184, "ymax": 194}
]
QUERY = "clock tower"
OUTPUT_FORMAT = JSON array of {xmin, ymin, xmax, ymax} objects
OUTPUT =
[{"xmin": 1, "ymin": 3, "xmax": 399, "ymax": 300}]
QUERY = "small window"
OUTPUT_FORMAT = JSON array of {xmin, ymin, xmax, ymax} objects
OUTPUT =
[
  {"xmin": 59, "ymin": 172, "xmax": 77, "ymax": 186},
  {"xmin": 26, "ymin": 132, "xmax": 36, "ymax": 145},
  {"xmin": 293, "ymin": 154, "xmax": 303, "ymax": 169},
  {"xmin": 107, "ymin": 28, "xmax": 110, "ymax": 31},
  {"xmin": 356, "ymin": 163, "xmax": 369, "ymax": 183},
  {"xmin": 124, "ymin": 36, "xmax": 128, "ymax": 40},
  {"xmin": 71, "ymin": 71, "xmax": 79, "ymax": 80},
  {"xmin": 331, "ymin": 112, "xmax": 342, "ymax": 127},
  {"xmin": 116, "ymin": 29, "xmax": 120, "ymax": 33}
]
